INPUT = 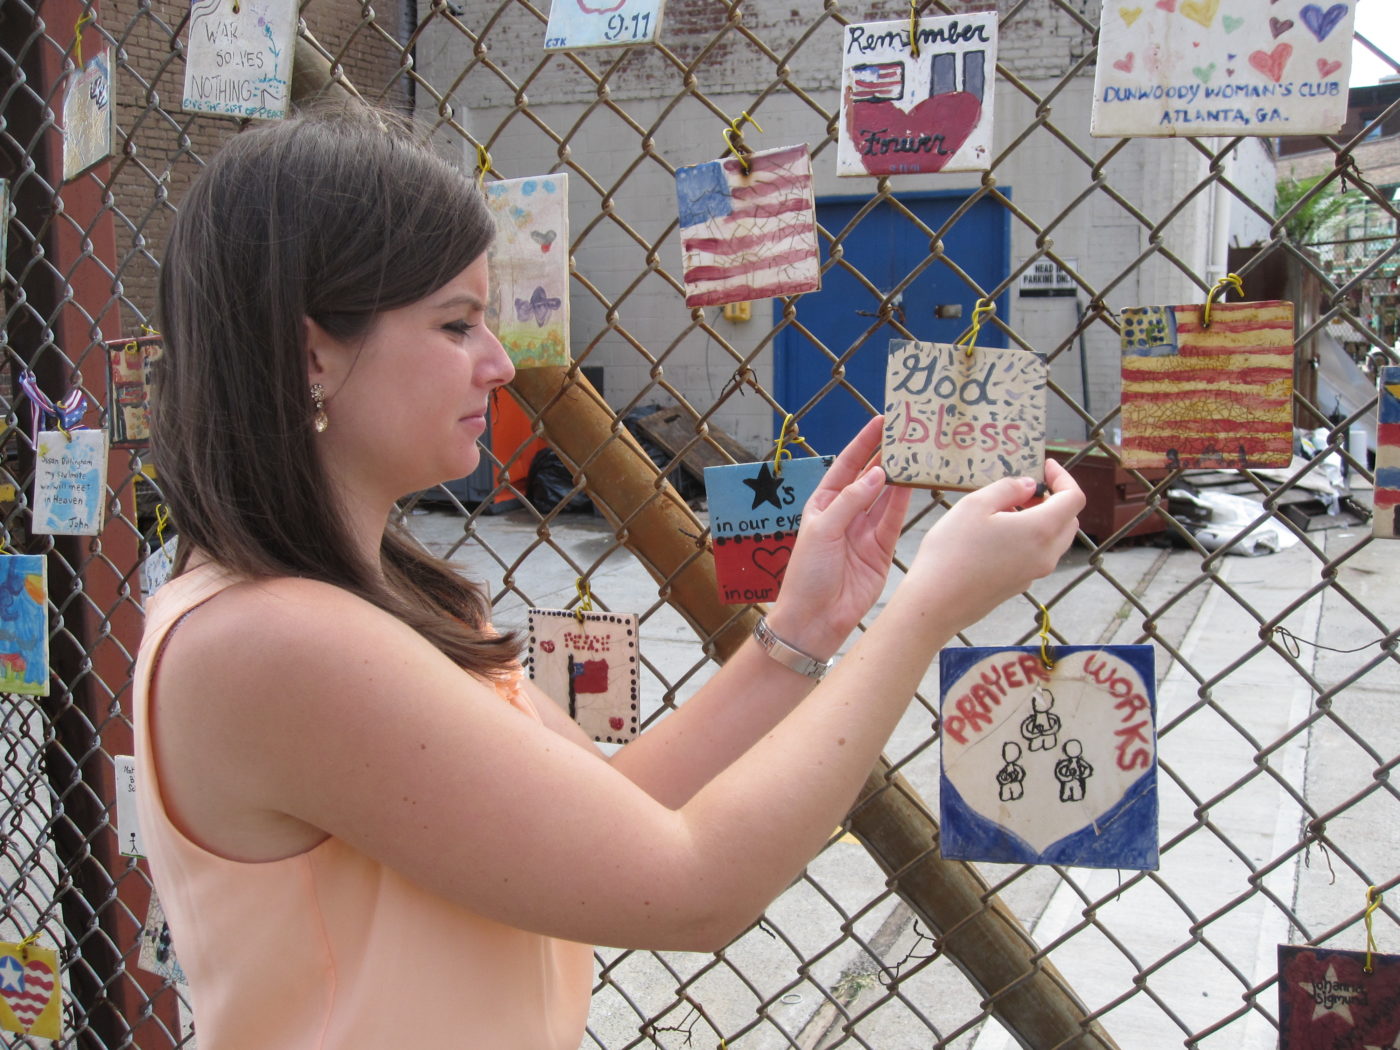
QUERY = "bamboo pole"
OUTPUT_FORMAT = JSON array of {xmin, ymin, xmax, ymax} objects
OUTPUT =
[{"xmin": 287, "ymin": 50, "xmax": 1118, "ymax": 1050}]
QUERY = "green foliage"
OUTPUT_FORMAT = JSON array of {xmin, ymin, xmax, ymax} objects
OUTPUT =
[{"xmin": 1275, "ymin": 175, "xmax": 1362, "ymax": 245}]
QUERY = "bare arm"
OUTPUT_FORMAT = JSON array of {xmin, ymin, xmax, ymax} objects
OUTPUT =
[
  {"xmin": 598, "ymin": 415, "xmax": 911, "ymax": 807},
  {"xmin": 151, "ymin": 464, "xmax": 1081, "ymax": 953}
]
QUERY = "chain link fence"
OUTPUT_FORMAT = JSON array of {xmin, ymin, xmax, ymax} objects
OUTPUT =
[{"xmin": 1, "ymin": 1, "xmax": 1398, "ymax": 1047}]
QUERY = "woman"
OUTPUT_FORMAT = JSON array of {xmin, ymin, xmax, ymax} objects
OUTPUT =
[{"xmin": 136, "ymin": 104, "xmax": 1083, "ymax": 1049}]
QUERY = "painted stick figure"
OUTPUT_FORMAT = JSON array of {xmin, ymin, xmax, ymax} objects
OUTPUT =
[
  {"xmin": 1055, "ymin": 739, "xmax": 1093, "ymax": 803},
  {"xmin": 996, "ymin": 741, "xmax": 1025, "ymax": 802},
  {"xmin": 1020, "ymin": 686, "xmax": 1061, "ymax": 752}
]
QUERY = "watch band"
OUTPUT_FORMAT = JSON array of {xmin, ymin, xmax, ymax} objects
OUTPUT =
[{"xmin": 752, "ymin": 616, "xmax": 833, "ymax": 681}]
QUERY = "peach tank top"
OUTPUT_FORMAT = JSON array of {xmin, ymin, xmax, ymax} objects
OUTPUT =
[{"xmin": 133, "ymin": 564, "xmax": 593, "ymax": 1050}]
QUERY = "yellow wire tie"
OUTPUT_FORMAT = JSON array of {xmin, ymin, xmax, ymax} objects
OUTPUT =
[
  {"xmin": 1036, "ymin": 601, "xmax": 1056, "ymax": 671},
  {"xmin": 154, "ymin": 504, "xmax": 172, "ymax": 548},
  {"xmin": 574, "ymin": 577, "xmax": 594, "ymax": 624},
  {"xmin": 723, "ymin": 112, "xmax": 763, "ymax": 175},
  {"xmin": 1364, "ymin": 885, "xmax": 1382, "ymax": 974},
  {"xmin": 908, "ymin": 1, "xmax": 921, "ymax": 58},
  {"xmin": 17, "ymin": 930, "xmax": 41, "ymax": 955},
  {"xmin": 475, "ymin": 144, "xmax": 493, "ymax": 189},
  {"xmin": 773, "ymin": 413, "xmax": 808, "ymax": 476},
  {"xmin": 139, "ymin": 323, "xmax": 161, "ymax": 338},
  {"xmin": 1201, "ymin": 272, "xmax": 1244, "ymax": 330},
  {"xmin": 955, "ymin": 298, "xmax": 996, "ymax": 357},
  {"xmin": 74, "ymin": 12, "xmax": 95, "ymax": 67},
  {"xmin": 0, "ymin": 538, "xmax": 14, "ymax": 556}
]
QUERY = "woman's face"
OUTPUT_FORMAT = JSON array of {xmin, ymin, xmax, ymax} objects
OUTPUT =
[{"xmin": 314, "ymin": 253, "xmax": 516, "ymax": 502}]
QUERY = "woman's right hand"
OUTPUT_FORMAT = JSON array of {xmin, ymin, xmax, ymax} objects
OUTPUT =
[{"xmin": 902, "ymin": 458, "xmax": 1084, "ymax": 630}]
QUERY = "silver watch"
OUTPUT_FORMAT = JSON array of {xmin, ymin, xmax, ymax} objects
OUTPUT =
[{"xmin": 753, "ymin": 616, "xmax": 833, "ymax": 681}]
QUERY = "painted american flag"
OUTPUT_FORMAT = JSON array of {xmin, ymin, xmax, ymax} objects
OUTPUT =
[
  {"xmin": 674, "ymin": 143, "xmax": 821, "ymax": 308},
  {"xmin": 851, "ymin": 61, "xmax": 905, "ymax": 102},
  {"xmin": 1119, "ymin": 301, "xmax": 1294, "ymax": 470}
]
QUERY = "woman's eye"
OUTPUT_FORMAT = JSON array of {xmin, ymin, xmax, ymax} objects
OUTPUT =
[{"xmin": 443, "ymin": 321, "xmax": 476, "ymax": 337}]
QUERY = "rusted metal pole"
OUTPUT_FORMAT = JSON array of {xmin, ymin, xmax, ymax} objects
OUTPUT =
[{"xmin": 287, "ymin": 49, "xmax": 1118, "ymax": 1050}]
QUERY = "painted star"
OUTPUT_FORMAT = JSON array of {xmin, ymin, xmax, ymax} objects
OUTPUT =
[
  {"xmin": 1299, "ymin": 963, "xmax": 1357, "ymax": 1024},
  {"xmin": 0, "ymin": 954, "xmax": 22, "ymax": 992},
  {"xmin": 743, "ymin": 462, "xmax": 785, "ymax": 511}
]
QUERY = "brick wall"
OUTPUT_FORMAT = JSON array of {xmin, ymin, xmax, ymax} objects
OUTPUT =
[{"xmin": 104, "ymin": 0, "xmax": 409, "ymax": 331}]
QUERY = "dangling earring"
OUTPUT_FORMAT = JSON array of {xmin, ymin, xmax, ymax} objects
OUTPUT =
[{"xmin": 311, "ymin": 383, "xmax": 329, "ymax": 433}]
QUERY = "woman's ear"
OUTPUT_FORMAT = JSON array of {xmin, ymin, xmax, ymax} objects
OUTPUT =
[{"xmin": 303, "ymin": 316, "xmax": 343, "ymax": 386}]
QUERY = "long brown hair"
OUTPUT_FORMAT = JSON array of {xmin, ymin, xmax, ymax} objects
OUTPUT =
[{"xmin": 155, "ymin": 103, "xmax": 519, "ymax": 675}]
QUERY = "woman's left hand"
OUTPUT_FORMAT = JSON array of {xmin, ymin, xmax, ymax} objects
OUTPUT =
[{"xmin": 762, "ymin": 415, "xmax": 911, "ymax": 661}]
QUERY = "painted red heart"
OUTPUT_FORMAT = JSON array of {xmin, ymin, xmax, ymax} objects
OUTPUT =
[
  {"xmin": 751, "ymin": 545, "xmax": 792, "ymax": 582},
  {"xmin": 540, "ymin": 640, "xmax": 555, "ymax": 653},
  {"xmin": 845, "ymin": 89, "xmax": 983, "ymax": 176},
  {"xmin": 1155, "ymin": 0, "xmax": 1176, "ymax": 10},
  {"xmin": 1249, "ymin": 43, "xmax": 1292, "ymax": 83},
  {"xmin": 0, "ymin": 956, "xmax": 56, "ymax": 1032},
  {"xmin": 576, "ymin": 0, "xmax": 625, "ymax": 12},
  {"xmin": 1317, "ymin": 57, "xmax": 1342, "ymax": 77},
  {"xmin": 1113, "ymin": 52, "xmax": 1135, "ymax": 73},
  {"xmin": 608, "ymin": 717, "xmax": 624, "ymax": 731}
]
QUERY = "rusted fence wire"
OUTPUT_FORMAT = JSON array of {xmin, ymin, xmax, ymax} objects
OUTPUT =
[{"xmin": 1, "ymin": 1, "xmax": 1398, "ymax": 1047}]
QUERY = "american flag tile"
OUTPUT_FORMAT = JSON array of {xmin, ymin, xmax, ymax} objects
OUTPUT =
[
  {"xmin": 674, "ymin": 144, "xmax": 820, "ymax": 308},
  {"xmin": 1119, "ymin": 300, "xmax": 1294, "ymax": 470}
]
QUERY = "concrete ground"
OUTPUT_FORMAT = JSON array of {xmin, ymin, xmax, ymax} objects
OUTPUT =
[{"xmin": 407, "ymin": 497, "xmax": 1398, "ymax": 1050}]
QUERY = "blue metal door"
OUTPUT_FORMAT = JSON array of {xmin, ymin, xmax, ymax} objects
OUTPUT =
[{"xmin": 775, "ymin": 191, "xmax": 1011, "ymax": 455}]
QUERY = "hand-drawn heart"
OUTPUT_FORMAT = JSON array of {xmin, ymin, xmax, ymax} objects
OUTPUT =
[
  {"xmin": 0, "ymin": 955, "xmax": 56, "ymax": 1032},
  {"xmin": 751, "ymin": 545, "xmax": 792, "ymax": 582},
  {"xmin": 845, "ymin": 90, "xmax": 983, "ymax": 176},
  {"xmin": 531, "ymin": 229, "xmax": 557, "ymax": 252},
  {"xmin": 608, "ymin": 717, "xmax": 624, "ymax": 731},
  {"xmin": 576, "ymin": 0, "xmax": 626, "ymax": 12},
  {"xmin": 1192, "ymin": 63, "xmax": 1216, "ymax": 83},
  {"xmin": 1300, "ymin": 2, "xmax": 1348, "ymax": 42},
  {"xmin": 1155, "ymin": 0, "xmax": 1176, "ymax": 11},
  {"xmin": 1249, "ymin": 43, "xmax": 1292, "ymax": 83},
  {"xmin": 1222, "ymin": 15, "xmax": 1243, "ymax": 32},
  {"xmin": 540, "ymin": 640, "xmax": 555, "ymax": 653},
  {"xmin": 1180, "ymin": 0, "xmax": 1219, "ymax": 28},
  {"xmin": 1317, "ymin": 57, "xmax": 1343, "ymax": 77},
  {"xmin": 1226, "ymin": 67, "xmax": 1236, "ymax": 76},
  {"xmin": 1269, "ymin": 16, "xmax": 1294, "ymax": 37},
  {"xmin": 940, "ymin": 648, "xmax": 1155, "ymax": 858},
  {"xmin": 1113, "ymin": 52, "xmax": 1135, "ymax": 74},
  {"xmin": 1119, "ymin": 6, "xmax": 1143, "ymax": 26}
]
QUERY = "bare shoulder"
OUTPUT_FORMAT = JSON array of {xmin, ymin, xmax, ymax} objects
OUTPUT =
[{"xmin": 151, "ymin": 575, "xmax": 479, "ymax": 860}]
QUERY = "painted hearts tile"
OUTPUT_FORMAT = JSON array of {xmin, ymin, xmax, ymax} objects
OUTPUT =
[
  {"xmin": 1277, "ymin": 945, "xmax": 1400, "ymax": 1049},
  {"xmin": 1119, "ymin": 300, "xmax": 1294, "ymax": 469},
  {"xmin": 1373, "ymin": 365, "xmax": 1400, "ymax": 540},
  {"xmin": 838, "ymin": 13, "xmax": 997, "ymax": 176},
  {"xmin": 0, "ymin": 941, "xmax": 61, "ymax": 1039},
  {"xmin": 1091, "ymin": 0, "xmax": 1355, "ymax": 137},
  {"xmin": 527, "ymin": 608, "xmax": 639, "ymax": 743},
  {"xmin": 939, "ymin": 645, "xmax": 1158, "ymax": 869},
  {"xmin": 704, "ymin": 455, "xmax": 831, "ymax": 605},
  {"xmin": 484, "ymin": 174, "xmax": 571, "ymax": 368},
  {"xmin": 0, "ymin": 555, "xmax": 48, "ymax": 697},
  {"xmin": 883, "ymin": 339, "xmax": 1046, "ymax": 491}
]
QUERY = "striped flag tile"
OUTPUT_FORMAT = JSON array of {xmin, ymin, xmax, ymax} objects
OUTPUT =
[
  {"xmin": 1119, "ymin": 301, "xmax": 1294, "ymax": 470},
  {"xmin": 675, "ymin": 144, "xmax": 820, "ymax": 308}
]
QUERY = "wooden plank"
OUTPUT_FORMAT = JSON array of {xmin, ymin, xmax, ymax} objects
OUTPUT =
[{"xmin": 632, "ymin": 406, "xmax": 758, "ymax": 483}]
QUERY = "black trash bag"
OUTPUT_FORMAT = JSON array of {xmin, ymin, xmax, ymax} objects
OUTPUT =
[
  {"xmin": 621, "ymin": 405, "xmax": 706, "ymax": 503},
  {"xmin": 525, "ymin": 447, "xmax": 593, "ymax": 514}
]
